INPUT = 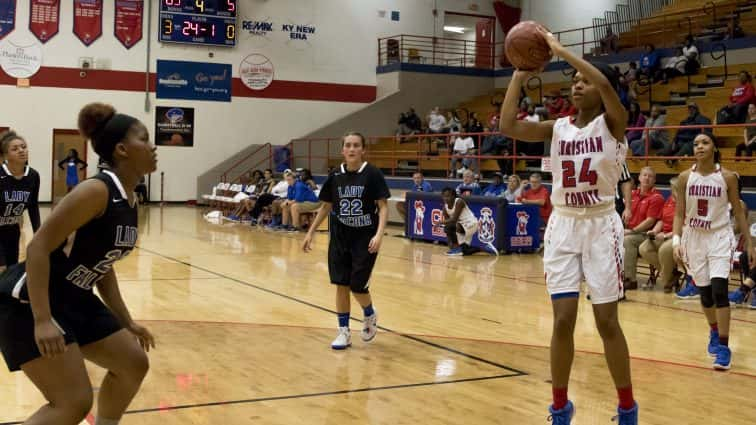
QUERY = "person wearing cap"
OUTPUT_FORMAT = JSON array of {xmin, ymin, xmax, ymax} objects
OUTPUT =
[
  {"xmin": 483, "ymin": 173, "xmax": 507, "ymax": 197},
  {"xmin": 661, "ymin": 102, "xmax": 712, "ymax": 158}
]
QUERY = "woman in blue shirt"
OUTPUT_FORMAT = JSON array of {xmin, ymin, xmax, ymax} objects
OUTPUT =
[
  {"xmin": 281, "ymin": 170, "xmax": 321, "ymax": 232},
  {"xmin": 57, "ymin": 149, "xmax": 88, "ymax": 193}
]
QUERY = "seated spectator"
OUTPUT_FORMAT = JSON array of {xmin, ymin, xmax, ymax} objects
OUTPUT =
[
  {"xmin": 516, "ymin": 103, "xmax": 529, "ymax": 120},
  {"xmin": 502, "ymin": 174, "xmax": 523, "ymax": 202},
  {"xmin": 483, "ymin": 172, "xmax": 506, "ymax": 197},
  {"xmin": 280, "ymin": 170, "xmax": 321, "ymax": 232},
  {"xmin": 717, "ymin": 71, "xmax": 755, "ymax": 124},
  {"xmin": 682, "ymin": 35, "xmax": 700, "ymax": 75},
  {"xmin": 624, "ymin": 61, "xmax": 639, "ymax": 83},
  {"xmin": 450, "ymin": 134, "xmax": 477, "ymax": 177},
  {"xmin": 517, "ymin": 172, "xmax": 552, "ymax": 227},
  {"xmin": 466, "ymin": 112, "xmax": 484, "ymax": 133},
  {"xmin": 660, "ymin": 48, "xmax": 687, "ymax": 84},
  {"xmin": 396, "ymin": 172, "xmax": 433, "ymax": 222},
  {"xmin": 298, "ymin": 168, "xmax": 319, "ymax": 191},
  {"xmin": 441, "ymin": 187, "xmax": 480, "ymax": 256},
  {"xmin": 445, "ymin": 111, "xmax": 462, "ymax": 133},
  {"xmin": 663, "ymin": 102, "xmax": 711, "ymax": 157},
  {"xmin": 259, "ymin": 174, "xmax": 289, "ymax": 227},
  {"xmin": 396, "ymin": 112, "xmax": 417, "ymax": 139},
  {"xmin": 455, "ymin": 169, "xmax": 481, "ymax": 196},
  {"xmin": 522, "ymin": 105, "xmax": 540, "ymax": 123},
  {"xmin": 630, "ymin": 104, "xmax": 668, "ymax": 156},
  {"xmin": 736, "ymin": 103, "xmax": 756, "ymax": 157},
  {"xmin": 428, "ymin": 107, "xmax": 447, "ymax": 134},
  {"xmin": 623, "ymin": 167, "xmax": 664, "ymax": 290},
  {"xmin": 638, "ymin": 44, "xmax": 660, "ymax": 82},
  {"xmin": 545, "ymin": 91, "xmax": 566, "ymax": 119},
  {"xmin": 638, "ymin": 177, "xmax": 680, "ymax": 292},
  {"xmin": 557, "ymin": 98, "xmax": 576, "ymax": 118},
  {"xmin": 600, "ymin": 25, "xmax": 619, "ymax": 54},
  {"xmin": 626, "ymin": 102, "xmax": 647, "ymax": 144},
  {"xmin": 406, "ymin": 108, "xmax": 422, "ymax": 133}
]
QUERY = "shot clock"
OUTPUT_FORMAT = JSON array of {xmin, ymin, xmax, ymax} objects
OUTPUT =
[{"xmin": 159, "ymin": 0, "xmax": 237, "ymax": 47}]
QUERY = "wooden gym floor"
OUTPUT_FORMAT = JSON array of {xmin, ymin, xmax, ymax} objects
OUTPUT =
[{"xmin": 2, "ymin": 205, "xmax": 756, "ymax": 424}]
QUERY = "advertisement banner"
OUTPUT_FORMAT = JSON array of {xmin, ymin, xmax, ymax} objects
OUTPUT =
[
  {"xmin": 157, "ymin": 60, "xmax": 232, "ymax": 102},
  {"xmin": 405, "ymin": 192, "xmax": 507, "ymax": 252},
  {"xmin": 0, "ymin": 0, "xmax": 17, "ymax": 41},
  {"xmin": 29, "ymin": 0, "xmax": 60, "ymax": 43},
  {"xmin": 155, "ymin": 106, "xmax": 194, "ymax": 147},
  {"xmin": 114, "ymin": 0, "xmax": 142, "ymax": 49},
  {"xmin": 73, "ymin": 0, "xmax": 102, "ymax": 46},
  {"xmin": 504, "ymin": 203, "xmax": 541, "ymax": 252}
]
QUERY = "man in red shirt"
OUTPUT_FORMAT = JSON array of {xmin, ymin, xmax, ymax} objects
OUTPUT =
[
  {"xmin": 623, "ymin": 167, "xmax": 664, "ymax": 290},
  {"xmin": 517, "ymin": 172, "xmax": 552, "ymax": 228},
  {"xmin": 717, "ymin": 70, "xmax": 755, "ymax": 124},
  {"xmin": 639, "ymin": 177, "xmax": 679, "ymax": 292}
]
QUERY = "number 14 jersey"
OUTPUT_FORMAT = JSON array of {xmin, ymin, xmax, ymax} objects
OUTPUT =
[{"xmin": 550, "ymin": 114, "xmax": 627, "ymax": 210}]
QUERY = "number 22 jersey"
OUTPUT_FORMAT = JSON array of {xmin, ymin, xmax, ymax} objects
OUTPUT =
[{"xmin": 550, "ymin": 114, "xmax": 627, "ymax": 211}]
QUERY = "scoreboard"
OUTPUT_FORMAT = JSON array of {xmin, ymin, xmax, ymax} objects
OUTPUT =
[{"xmin": 159, "ymin": 0, "xmax": 237, "ymax": 47}]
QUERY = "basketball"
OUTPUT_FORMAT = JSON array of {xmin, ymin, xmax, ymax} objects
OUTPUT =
[{"xmin": 504, "ymin": 21, "xmax": 553, "ymax": 71}]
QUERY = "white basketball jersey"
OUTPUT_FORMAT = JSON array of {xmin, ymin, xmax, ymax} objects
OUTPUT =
[
  {"xmin": 446, "ymin": 198, "xmax": 477, "ymax": 228},
  {"xmin": 685, "ymin": 164, "xmax": 730, "ymax": 232},
  {"xmin": 550, "ymin": 114, "xmax": 626, "ymax": 210}
]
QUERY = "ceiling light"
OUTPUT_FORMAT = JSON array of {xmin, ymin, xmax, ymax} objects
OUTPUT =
[{"xmin": 443, "ymin": 26, "xmax": 465, "ymax": 33}]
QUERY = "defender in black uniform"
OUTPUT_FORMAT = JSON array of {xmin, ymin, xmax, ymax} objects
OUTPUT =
[
  {"xmin": 0, "ymin": 103, "xmax": 157, "ymax": 425},
  {"xmin": 303, "ymin": 132, "xmax": 390, "ymax": 350},
  {"xmin": 0, "ymin": 131, "xmax": 41, "ymax": 269}
]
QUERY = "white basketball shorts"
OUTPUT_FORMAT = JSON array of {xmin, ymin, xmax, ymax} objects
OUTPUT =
[
  {"xmin": 543, "ymin": 207, "xmax": 625, "ymax": 304},
  {"xmin": 681, "ymin": 227, "xmax": 735, "ymax": 287}
]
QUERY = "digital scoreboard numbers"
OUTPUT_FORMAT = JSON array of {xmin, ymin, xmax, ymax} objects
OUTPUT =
[{"xmin": 159, "ymin": 0, "xmax": 237, "ymax": 47}]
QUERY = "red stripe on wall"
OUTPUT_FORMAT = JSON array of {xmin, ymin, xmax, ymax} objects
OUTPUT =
[{"xmin": 0, "ymin": 66, "xmax": 376, "ymax": 103}]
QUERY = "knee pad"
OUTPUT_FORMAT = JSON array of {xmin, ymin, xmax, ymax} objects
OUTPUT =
[
  {"xmin": 700, "ymin": 285, "xmax": 715, "ymax": 308},
  {"xmin": 712, "ymin": 277, "xmax": 729, "ymax": 308}
]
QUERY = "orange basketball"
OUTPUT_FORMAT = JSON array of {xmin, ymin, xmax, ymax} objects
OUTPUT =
[{"xmin": 504, "ymin": 21, "xmax": 553, "ymax": 71}]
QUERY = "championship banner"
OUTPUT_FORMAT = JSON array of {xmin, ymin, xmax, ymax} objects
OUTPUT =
[
  {"xmin": 29, "ymin": 0, "xmax": 60, "ymax": 43},
  {"xmin": 73, "ymin": 0, "xmax": 102, "ymax": 46},
  {"xmin": 0, "ymin": 0, "xmax": 17, "ymax": 41},
  {"xmin": 114, "ymin": 0, "xmax": 142, "ymax": 49}
]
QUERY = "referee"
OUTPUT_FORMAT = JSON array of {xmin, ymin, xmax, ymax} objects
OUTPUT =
[{"xmin": 303, "ymin": 132, "xmax": 390, "ymax": 350}]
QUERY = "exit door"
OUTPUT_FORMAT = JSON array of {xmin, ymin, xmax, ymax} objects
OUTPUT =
[
  {"xmin": 475, "ymin": 18, "xmax": 494, "ymax": 69},
  {"xmin": 52, "ymin": 130, "xmax": 87, "ymax": 203}
]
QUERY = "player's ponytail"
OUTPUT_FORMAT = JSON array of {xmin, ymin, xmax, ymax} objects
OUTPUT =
[{"xmin": 78, "ymin": 102, "xmax": 139, "ymax": 165}]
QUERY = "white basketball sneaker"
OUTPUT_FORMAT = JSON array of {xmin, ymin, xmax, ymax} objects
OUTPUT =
[
  {"xmin": 331, "ymin": 326, "xmax": 351, "ymax": 350},
  {"xmin": 361, "ymin": 313, "xmax": 378, "ymax": 342}
]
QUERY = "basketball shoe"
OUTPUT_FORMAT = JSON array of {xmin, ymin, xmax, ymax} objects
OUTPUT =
[
  {"xmin": 729, "ymin": 288, "xmax": 747, "ymax": 306},
  {"xmin": 713, "ymin": 346, "xmax": 731, "ymax": 370},
  {"xmin": 361, "ymin": 313, "xmax": 378, "ymax": 342},
  {"xmin": 612, "ymin": 402, "xmax": 638, "ymax": 424},
  {"xmin": 676, "ymin": 277, "xmax": 700, "ymax": 299},
  {"xmin": 547, "ymin": 401, "xmax": 574, "ymax": 424},
  {"xmin": 331, "ymin": 327, "xmax": 351, "ymax": 350},
  {"xmin": 708, "ymin": 330, "xmax": 720, "ymax": 357}
]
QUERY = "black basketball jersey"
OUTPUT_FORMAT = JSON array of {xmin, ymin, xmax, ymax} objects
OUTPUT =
[
  {"xmin": 0, "ymin": 164, "xmax": 40, "ymax": 230},
  {"xmin": 48, "ymin": 170, "xmax": 138, "ymax": 291},
  {"xmin": 319, "ymin": 162, "xmax": 391, "ymax": 236}
]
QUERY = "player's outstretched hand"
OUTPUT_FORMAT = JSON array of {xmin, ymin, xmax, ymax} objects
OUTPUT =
[
  {"xmin": 535, "ymin": 26, "xmax": 563, "ymax": 54},
  {"xmin": 368, "ymin": 234, "xmax": 383, "ymax": 254},
  {"xmin": 302, "ymin": 232, "xmax": 314, "ymax": 253},
  {"xmin": 128, "ymin": 322, "xmax": 156, "ymax": 352},
  {"xmin": 34, "ymin": 320, "xmax": 66, "ymax": 358}
]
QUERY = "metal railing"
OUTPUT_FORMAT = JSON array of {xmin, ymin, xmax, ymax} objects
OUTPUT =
[
  {"xmin": 220, "ymin": 143, "xmax": 272, "ymax": 183},
  {"xmin": 289, "ymin": 123, "xmax": 755, "ymax": 178},
  {"xmin": 377, "ymin": 0, "xmax": 752, "ymax": 69}
]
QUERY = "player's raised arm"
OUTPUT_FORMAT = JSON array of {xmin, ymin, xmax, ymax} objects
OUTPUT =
[{"xmin": 499, "ymin": 70, "xmax": 554, "ymax": 142}]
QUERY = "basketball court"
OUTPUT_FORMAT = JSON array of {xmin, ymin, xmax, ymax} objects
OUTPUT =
[{"xmin": 1, "ymin": 206, "xmax": 754, "ymax": 424}]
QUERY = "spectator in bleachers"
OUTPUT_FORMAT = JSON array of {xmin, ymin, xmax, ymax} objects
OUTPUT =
[
  {"xmin": 516, "ymin": 103, "xmax": 529, "ymax": 120},
  {"xmin": 517, "ymin": 172, "xmax": 552, "ymax": 227},
  {"xmin": 480, "ymin": 126, "xmax": 509, "ymax": 161},
  {"xmin": 682, "ymin": 35, "xmax": 700, "ymax": 75},
  {"xmin": 450, "ymin": 134, "xmax": 477, "ymax": 177},
  {"xmin": 638, "ymin": 177, "xmax": 680, "ymax": 292},
  {"xmin": 254, "ymin": 173, "xmax": 288, "ymax": 227},
  {"xmin": 630, "ymin": 104, "xmax": 668, "ymax": 156},
  {"xmin": 466, "ymin": 112, "xmax": 484, "ymax": 133},
  {"xmin": 664, "ymin": 102, "xmax": 712, "ymax": 158},
  {"xmin": 445, "ymin": 111, "xmax": 462, "ymax": 133},
  {"xmin": 736, "ymin": 103, "xmax": 756, "ymax": 157},
  {"xmin": 638, "ymin": 44, "xmax": 660, "ymax": 82},
  {"xmin": 299, "ymin": 168, "xmax": 318, "ymax": 191},
  {"xmin": 502, "ymin": 174, "xmax": 523, "ymax": 203},
  {"xmin": 483, "ymin": 172, "xmax": 506, "ymax": 197},
  {"xmin": 406, "ymin": 108, "xmax": 422, "ymax": 133},
  {"xmin": 456, "ymin": 169, "xmax": 481, "ymax": 196},
  {"xmin": 428, "ymin": 107, "xmax": 447, "ymax": 134},
  {"xmin": 623, "ymin": 167, "xmax": 664, "ymax": 290},
  {"xmin": 557, "ymin": 98, "xmax": 576, "ymax": 118},
  {"xmin": 280, "ymin": 170, "xmax": 321, "ymax": 232},
  {"xmin": 396, "ymin": 112, "xmax": 416, "ymax": 138},
  {"xmin": 660, "ymin": 48, "xmax": 687, "ymax": 85},
  {"xmin": 624, "ymin": 61, "xmax": 639, "ymax": 83},
  {"xmin": 545, "ymin": 90, "xmax": 566, "ymax": 119},
  {"xmin": 717, "ymin": 71, "xmax": 755, "ymax": 124},
  {"xmin": 600, "ymin": 25, "xmax": 619, "ymax": 54},
  {"xmin": 626, "ymin": 102, "xmax": 647, "ymax": 144},
  {"xmin": 396, "ymin": 172, "xmax": 432, "ymax": 223}
]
